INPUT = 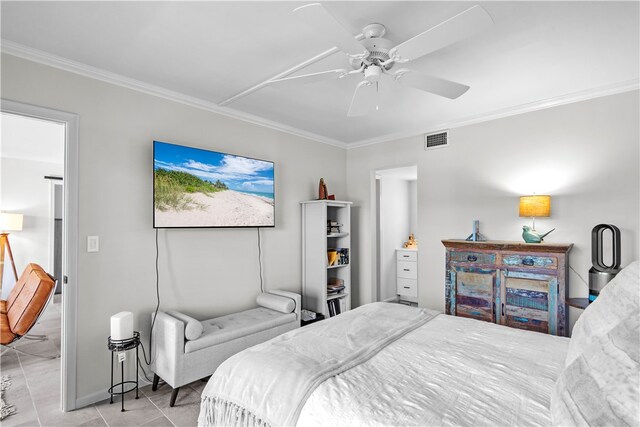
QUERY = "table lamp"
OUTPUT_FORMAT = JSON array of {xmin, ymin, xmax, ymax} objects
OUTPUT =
[
  {"xmin": 0, "ymin": 212, "xmax": 23, "ymax": 292},
  {"xmin": 519, "ymin": 195, "xmax": 550, "ymax": 231}
]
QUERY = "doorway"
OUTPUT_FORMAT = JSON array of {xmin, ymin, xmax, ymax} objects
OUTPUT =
[
  {"xmin": 374, "ymin": 166, "xmax": 418, "ymax": 304},
  {"xmin": 1, "ymin": 100, "xmax": 79, "ymax": 413}
]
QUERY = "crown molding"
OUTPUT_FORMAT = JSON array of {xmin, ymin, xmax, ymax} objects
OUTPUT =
[
  {"xmin": 3, "ymin": 40, "xmax": 637, "ymax": 151},
  {"xmin": 346, "ymin": 78, "xmax": 640, "ymax": 149},
  {"xmin": 1, "ymin": 40, "xmax": 348, "ymax": 149}
]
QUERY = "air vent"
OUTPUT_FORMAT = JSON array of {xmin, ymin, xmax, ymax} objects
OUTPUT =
[{"xmin": 424, "ymin": 131, "xmax": 448, "ymax": 150}]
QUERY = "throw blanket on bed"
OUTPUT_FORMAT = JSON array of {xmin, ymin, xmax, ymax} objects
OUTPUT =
[{"xmin": 199, "ymin": 302, "xmax": 436, "ymax": 427}]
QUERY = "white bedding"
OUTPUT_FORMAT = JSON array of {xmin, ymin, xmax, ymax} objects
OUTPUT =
[
  {"xmin": 200, "ymin": 303, "xmax": 569, "ymax": 426},
  {"xmin": 298, "ymin": 314, "xmax": 569, "ymax": 427},
  {"xmin": 200, "ymin": 303, "xmax": 436, "ymax": 426}
]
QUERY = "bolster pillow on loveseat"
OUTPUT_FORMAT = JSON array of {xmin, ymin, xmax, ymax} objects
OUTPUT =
[
  {"xmin": 166, "ymin": 310, "xmax": 203, "ymax": 341},
  {"xmin": 256, "ymin": 293, "xmax": 295, "ymax": 314}
]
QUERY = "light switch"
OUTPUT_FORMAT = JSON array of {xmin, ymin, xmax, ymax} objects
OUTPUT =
[{"xmin": 87, "ymin": 236, "xmax": 99, "ymax": 252}]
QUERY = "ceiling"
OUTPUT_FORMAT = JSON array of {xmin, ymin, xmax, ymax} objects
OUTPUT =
[{"xmin": 1, "ymin": 2, "xmax": 638, "ymax": 148}]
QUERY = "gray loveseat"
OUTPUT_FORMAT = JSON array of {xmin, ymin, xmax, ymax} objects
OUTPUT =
[{"xmin": 150, "ymin": 289, "xmax": 300, "ymax": 406}]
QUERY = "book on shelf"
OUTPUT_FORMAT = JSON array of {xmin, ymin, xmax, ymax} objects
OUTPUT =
[
  {"xmin": 327, "ymin": 220, "xmax": 343, "ymax": 234},
  {"xmin": 327, "ymin": 299, "xmax": 335, "ymax": 317},
  {"xmin": 339, "ymin": 298, "xmax": 346, "ymax": 313},
  {"xmin": 327, "ymin": 298, "xmax": 342, "ymax": 317}
]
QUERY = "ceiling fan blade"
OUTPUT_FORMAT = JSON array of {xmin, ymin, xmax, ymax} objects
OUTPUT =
[
  {"xmin": 269, "ymin": 69, "xmax": 350, "ymax": 87},
  {"xmin": 347, "ymin": 81, "xmax": 378, "ymax": 117},
  {"xmin": 294, "ymin": 3, "xmax": 366, "ymax": 55},
  {"xmin": 390, "ymin": 5, "xmax": 493, "ymax": 62},
  {"xmin": 395, "ymin": 69, "xmax": 470, "ymax": 99}
]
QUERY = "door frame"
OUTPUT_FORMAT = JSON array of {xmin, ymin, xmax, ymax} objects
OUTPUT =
[
  {"xmin": 369, "ymin": 165, "xmax": 419, "ymax": 305},
  {"xmin": 1, "ymin": 99, "xmax": 79, "ymax": 412},
  {"xmin": 48, "ymin": 178, "xmax": 64, "ymax": 281}
]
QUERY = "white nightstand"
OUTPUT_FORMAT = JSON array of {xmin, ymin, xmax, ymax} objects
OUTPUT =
[{"xmin": 396, "ymin": 249, "xmax": 418, "ymax": 299}]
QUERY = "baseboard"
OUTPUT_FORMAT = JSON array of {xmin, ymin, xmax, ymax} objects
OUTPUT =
[{"xmin": 75, "ymin": 389, "xmax": 110, "ymax": 409}]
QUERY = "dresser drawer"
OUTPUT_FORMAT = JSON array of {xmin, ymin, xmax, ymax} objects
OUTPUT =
[
  {"xmin": 450, "ymin": 251, "xmax": 496, "ymax": 265},
  {"xmin": 397, "ymin": 250, "xmax": 417, "ymax": 262},
  {"xmin": 397, "ymin": 261, "xmax": 417, "ymax": 279},
  {"xmin": 502, "ymin": 253, "xmax": 557, "ymax": 269},
  {"xmin": 397, "ymin": 278, "xmax": 418, "ymax": 297}
]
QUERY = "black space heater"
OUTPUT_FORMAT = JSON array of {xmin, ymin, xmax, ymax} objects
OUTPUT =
[{"xmin": 588, "ymin": 224, "xmax": 621, "ymax": 302}]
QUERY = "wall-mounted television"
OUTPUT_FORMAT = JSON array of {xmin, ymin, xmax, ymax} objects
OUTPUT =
[{"xmin": 153, "ymin": 141, "xmax": 275, "ymax": 228}]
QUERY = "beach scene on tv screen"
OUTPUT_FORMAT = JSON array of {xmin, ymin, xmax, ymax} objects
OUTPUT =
[{"xmin": 154, "ymin": 141, "xmax": 274, "ymax": 227}]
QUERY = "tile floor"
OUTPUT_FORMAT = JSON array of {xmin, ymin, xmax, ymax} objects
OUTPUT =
[{"xmin": 1, "ymin": 296, "xmax": 203, "ymax": 426}]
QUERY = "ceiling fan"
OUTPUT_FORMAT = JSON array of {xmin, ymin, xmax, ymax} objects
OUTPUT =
[{"xmin": 268, "ymin": 3, "xmax": 493, "ymax": 117}]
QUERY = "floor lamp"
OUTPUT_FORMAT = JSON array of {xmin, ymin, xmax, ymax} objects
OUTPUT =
[{"xmin": 0, "ymin": 212, "xmax": 23, "ymax": 294}]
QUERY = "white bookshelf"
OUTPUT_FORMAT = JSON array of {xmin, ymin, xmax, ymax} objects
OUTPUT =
[{"xmin": 301, "ymin": 200, "xmax": 352, "ymax": 318}]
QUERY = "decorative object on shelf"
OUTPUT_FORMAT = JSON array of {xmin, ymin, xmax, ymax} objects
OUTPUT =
[
  {"xmin": 588, "ymin": 224, "xmax": 621, "ymax": 302},
  {"xmin": 0, "ymin": 212, "xmax": 23, "ymax": 293},
  {"xmin": 403, "ymin": 233, "xmax": 418, "ymax": 248},
  {"xmin": 107, "ymin": 331, "xmax": 140, "ymax": 412},
  {"xmin": 338, "ymin": 248, "xmax": 349, "ymax": 265},
  {"xmin": 465, "ymin": 220, "xmax": 486, "ymax": 242},
  {"xmin": 519, "ymin": 194, "xmax": 551, "ymax": 232},
  {"xmin": 327, "ymin": 277, "xmax": 345, "ymax": 295},
  {"xmin": 327, "ymin": 250, "xmax": 338, "ymax": 266},
  {"xmin": 522, "ymin": 225, "xmax": 555, "ymax": 243},
  {"xmin": 318, "ymin": 178, "xmax": 328, "ymax": 200}
]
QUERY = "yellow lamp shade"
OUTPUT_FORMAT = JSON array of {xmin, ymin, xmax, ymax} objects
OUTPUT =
[
  {"xmin": 519, "ymin": 195, "xmax": 551, "ymax": 218},
  {"xmin": 0, "ymin": 212, "xmax": 24, "ymax": 232}
]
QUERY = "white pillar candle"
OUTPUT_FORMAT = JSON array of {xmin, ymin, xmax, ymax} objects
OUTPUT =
[{"xmin": 110, "ymin": 312, "xmax": 134, "ymax": 340}]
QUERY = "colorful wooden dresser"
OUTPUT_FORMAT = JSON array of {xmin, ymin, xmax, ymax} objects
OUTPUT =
[{"xmin": 442, "ymin": 240, "xmax": 573, "ymax": 337}]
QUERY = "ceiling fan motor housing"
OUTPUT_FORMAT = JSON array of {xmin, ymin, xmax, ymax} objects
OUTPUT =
[{"xmin": 360, "ymin": 32, "xmax": 395, "ymax": 71}]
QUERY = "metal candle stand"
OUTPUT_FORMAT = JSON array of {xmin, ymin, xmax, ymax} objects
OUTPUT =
[{"xmin": 107, "ymin": 331, "xmax": 140, "ymax": 412}]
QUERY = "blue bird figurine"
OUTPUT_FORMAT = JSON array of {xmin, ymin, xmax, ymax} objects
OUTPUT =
[{"xmin": 522, "ymin": 225, "xmax": 555, "ymax": 243}]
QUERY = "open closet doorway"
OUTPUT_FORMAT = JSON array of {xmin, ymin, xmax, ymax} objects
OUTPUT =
[
  {"xmin": 374, "ymin": 166, "xmax": 418, "ymax": 305},
  {"xmin": 1, "ymin": 100, "xmax": 79, "ymax": 415}
]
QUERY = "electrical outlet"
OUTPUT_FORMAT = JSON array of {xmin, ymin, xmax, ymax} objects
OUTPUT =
[{"xmin": 87, "ymin": 236, "xmax": 99, "ymax": 252}]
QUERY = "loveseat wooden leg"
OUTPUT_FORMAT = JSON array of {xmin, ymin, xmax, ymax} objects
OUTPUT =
[
  {"xmin": 152, "ymin": 374, "xmax": 160, "ymax": 392},
  {"xmin": 170, "ymin": 387, "xmax": 180, "ymax": 407}
]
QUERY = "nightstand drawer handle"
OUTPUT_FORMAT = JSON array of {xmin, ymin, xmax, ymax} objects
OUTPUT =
[
  {"xmin": 467, "ymin": 255, "xmax": 477, "ymax": 262},
  {"xmin": 403, "ymin": 286, "xmax": 410, "ymax": 289},
  {"xmin": 403, "ymin": 269, "xmax": 410, "ymax": 272},
  {"xmin": 522, "ymin": 258, "xmax": 535, "ymax": 266},
  {"xmin": 403, "ymin": 255, "xmax": 410, "ymax": 257}
]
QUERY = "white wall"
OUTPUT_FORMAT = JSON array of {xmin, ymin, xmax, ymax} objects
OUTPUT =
[
  {"xmin": 0, "ymin": 157, "xmax": 63, "ymax": 298},
  {"xmin": 1, "ymin": 53, "xmax": 346, "ymax": 402},
  {"xmin": 347, "ymin": 90, "xmax": 640, "ymax": 334},
  {"xmin": 378, "ymin": 176, "xmax": 412, "ymax": 301}
]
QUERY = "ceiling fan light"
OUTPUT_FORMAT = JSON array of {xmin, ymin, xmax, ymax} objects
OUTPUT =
[{"xmin": 364, "ymin": 65, "xmax": 382, "ymax": 82}]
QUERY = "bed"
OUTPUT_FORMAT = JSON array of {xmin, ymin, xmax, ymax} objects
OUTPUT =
[{"xmin": 199, "ymin": 261, "xmax": 639, "ymax": 427}]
